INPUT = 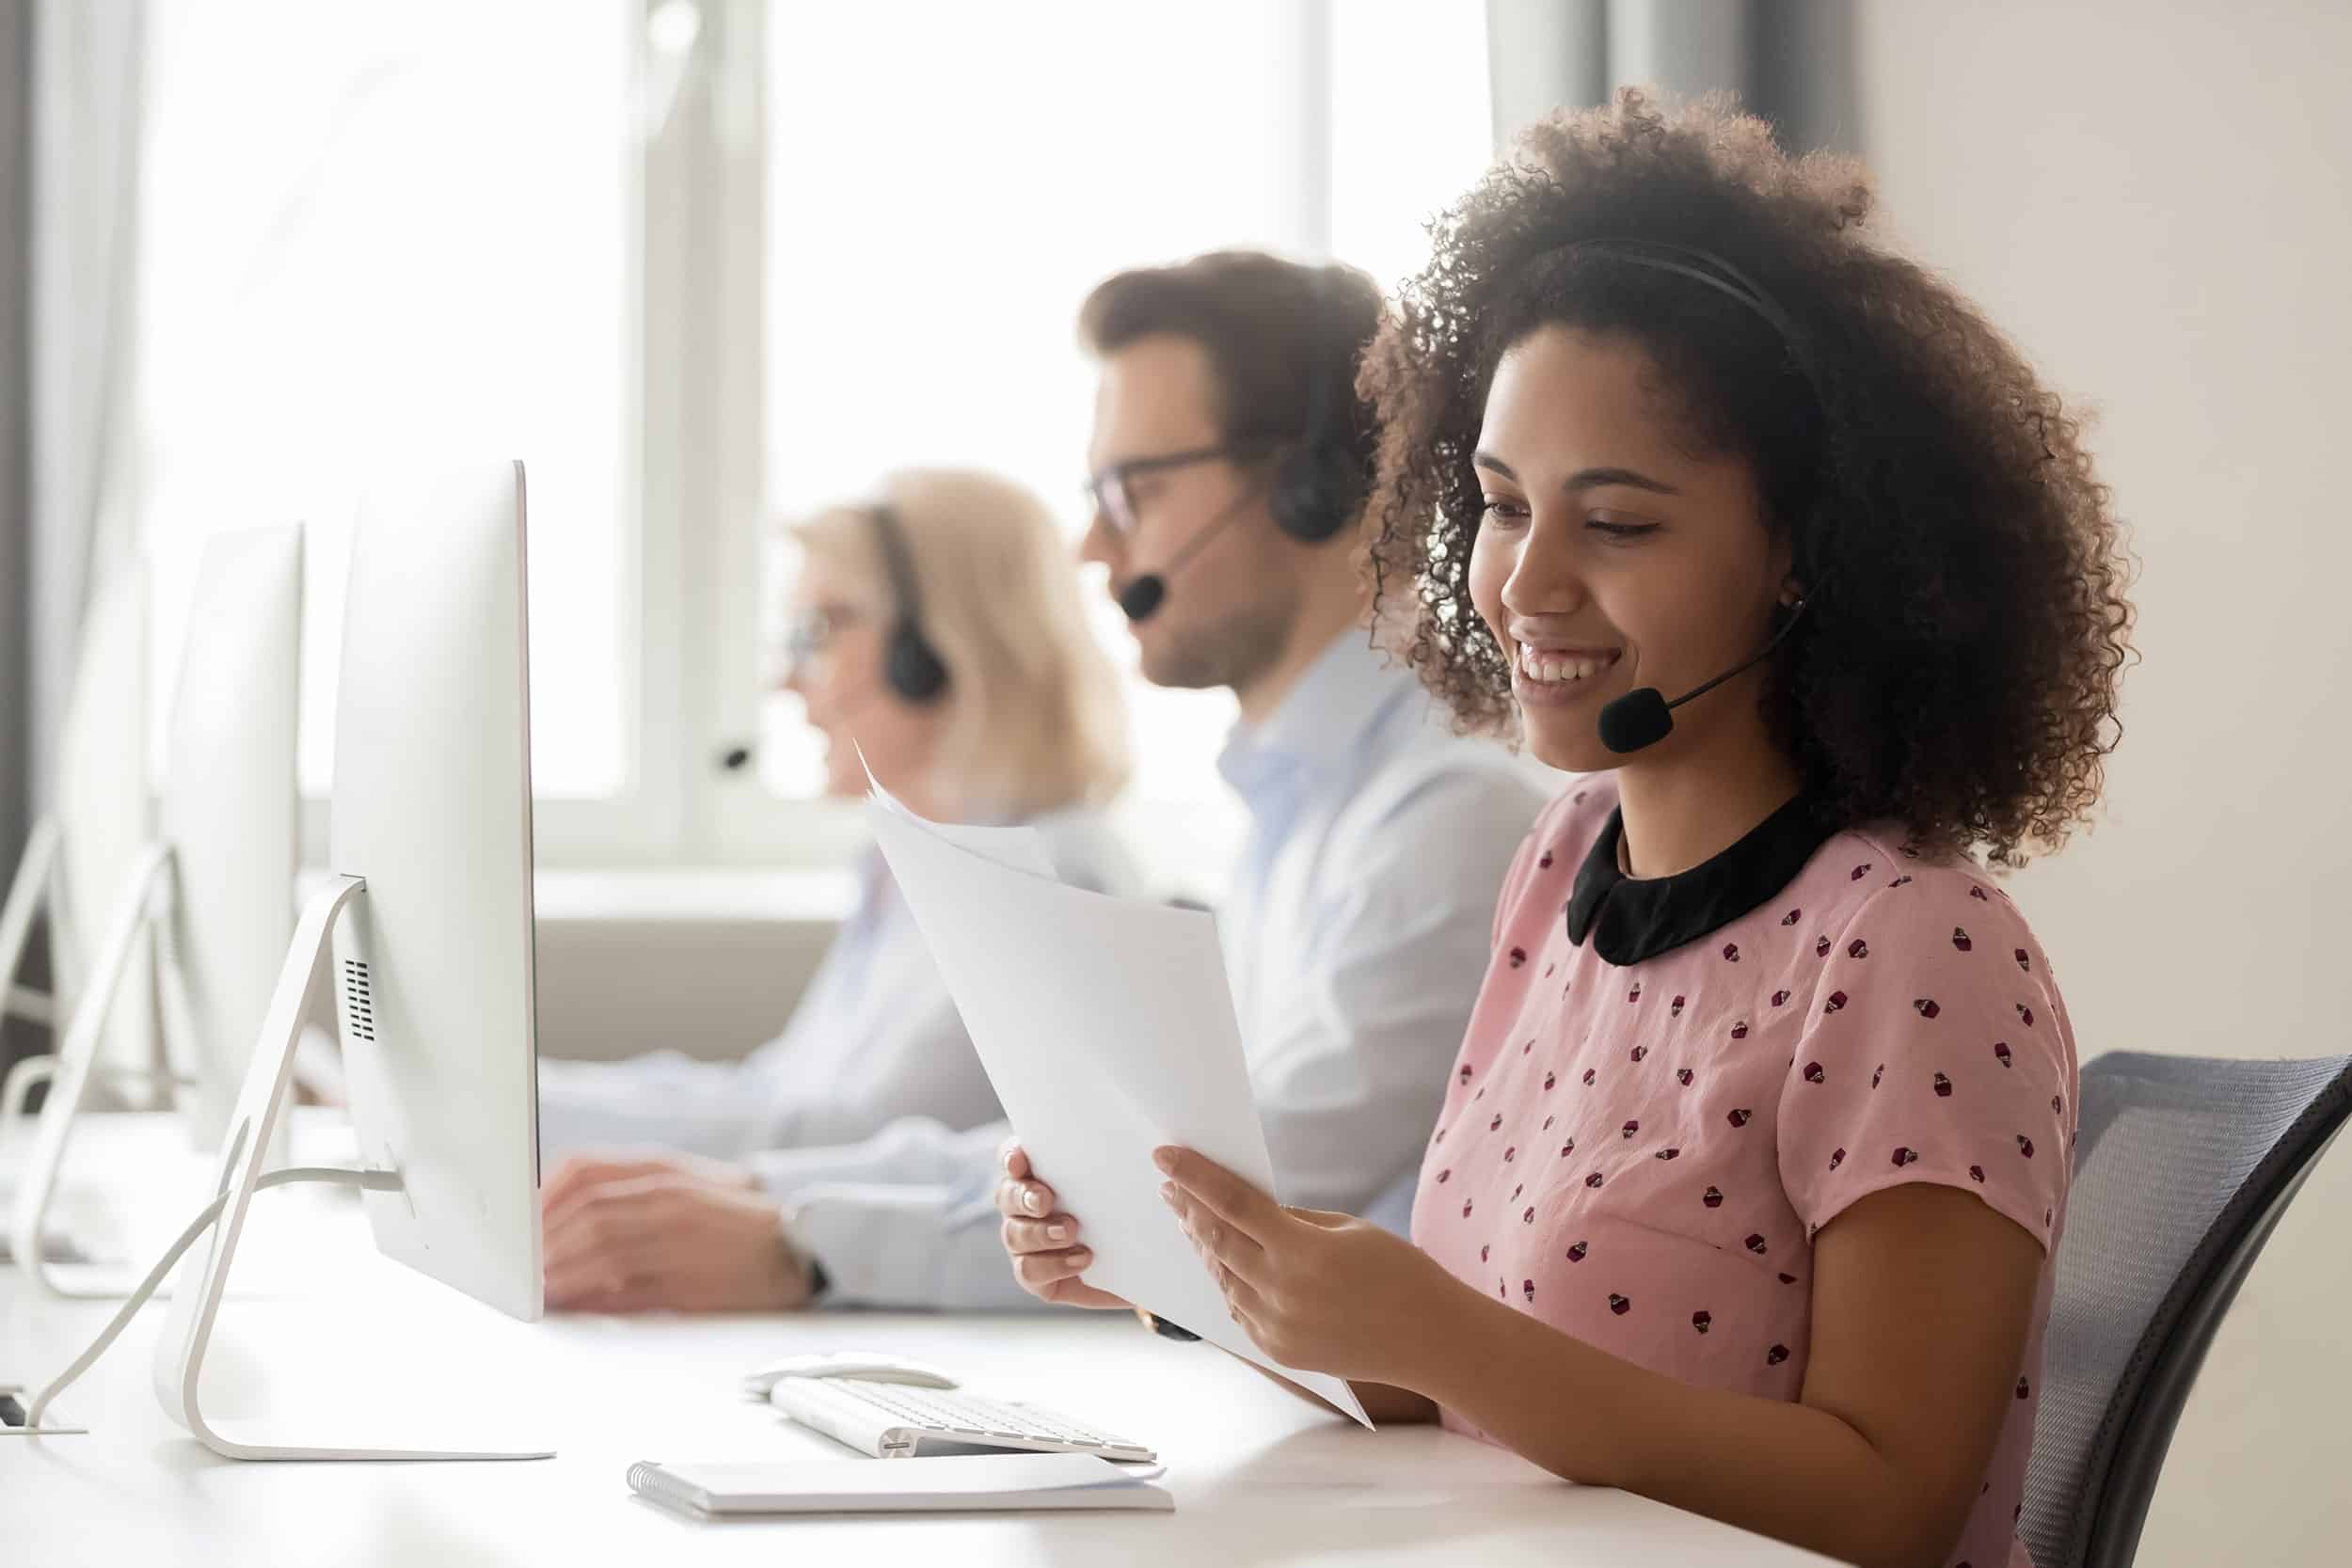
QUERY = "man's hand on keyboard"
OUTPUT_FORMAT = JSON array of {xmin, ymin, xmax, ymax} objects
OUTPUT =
[{"xmin": 996, "ymin": 1139, "xmax": 1131, "ymax": 1310}]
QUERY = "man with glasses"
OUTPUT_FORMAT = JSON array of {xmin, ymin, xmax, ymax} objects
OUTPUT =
[{"xmin": 730, "ymin": 251, "xmax": 1542, "ymax": 1313}]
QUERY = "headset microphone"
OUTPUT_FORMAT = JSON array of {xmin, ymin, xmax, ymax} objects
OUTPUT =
[
  {"xmin": 1594, "ymin": 598, "xmax": 1811, "ymax": 754},
  {"xmin": 1114, "ymin": 265, "xmax": 1370, "ymax": 625},
  {"xmin": 1116, "ymin": 572, "xmax": 1168, "ymax": 623},
  {"xmin": 1117, "ymin": 499, "xmax": 1254, "ymax": 624},
  {"xmin": 1537, "ymin": 234, "xmax": 1831, "ymax": 756}
]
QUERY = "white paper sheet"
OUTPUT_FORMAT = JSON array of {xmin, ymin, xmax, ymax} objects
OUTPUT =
[
  {"xmin": 865, "ymin": 785, "xmax": 1371, "ymax": 1426},
  {"xmin": 858, "ymin": 749, "xmax": 1061, "ymax": 881}
]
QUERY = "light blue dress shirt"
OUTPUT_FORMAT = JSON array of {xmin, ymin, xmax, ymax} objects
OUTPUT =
[{"xmin": 751, "ymin": 633, "xmax": 1545, "ymax": 1308}]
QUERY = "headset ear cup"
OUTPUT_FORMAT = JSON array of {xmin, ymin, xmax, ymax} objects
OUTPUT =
[
  {"xmin": 1270, "ymin": 445, "xmax": 1359, "ymax": 543},
  {"xmin": 885, "ymin": 622, "xmax": 949, "ymax": 704},
  {"xmin": 1319, "ymin": 444, "xmax": 1371, "ymax": 540},
  {"xmin": 1265, "ymin": 448, "xmax": 1312, "ymax": 540}
]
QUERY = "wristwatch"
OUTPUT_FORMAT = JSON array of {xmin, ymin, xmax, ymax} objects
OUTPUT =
[{"xmin": 777, "ymin": 1203, "xmax": 829, "ymax": 1303}]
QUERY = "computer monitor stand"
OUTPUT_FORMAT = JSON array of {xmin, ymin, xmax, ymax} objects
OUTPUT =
[
  {"xmin": 0, "ymin": 824, "xmax": 203, "ymax": 1164},
  {"xmin": 0, "ymin": 1058, "xmax": 193, "ymax": 1274},
  {"xmin": 0, "ymin": 815, "xmax": 62, "ymax": 1029},
  {"xmin": 4, "ymin": 843, "xmax": 200, "ymax": 1299},
  {"xmin": 1, "ymin": 820, "xmax": 229, "ymax": 1140},
  {"xmin": 150, "ymin": 874, "xmax": 554, "ymax": 1462}
]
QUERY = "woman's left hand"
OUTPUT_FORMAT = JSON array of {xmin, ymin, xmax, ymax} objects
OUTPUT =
[{"xmin": 1154, "ymin": 1146, "xmax": 1461, "ymax": 1387}]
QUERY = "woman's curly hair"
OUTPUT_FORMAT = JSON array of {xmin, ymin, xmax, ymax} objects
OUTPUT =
[{"xmin": 1361, "ymin": 89, "xmax": 2135, "ymax": 866}]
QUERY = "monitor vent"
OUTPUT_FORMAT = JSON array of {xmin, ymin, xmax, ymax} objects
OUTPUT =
[{"xmin": 342, "ymin": 959, "xmax": 377, "ymax": 1042}]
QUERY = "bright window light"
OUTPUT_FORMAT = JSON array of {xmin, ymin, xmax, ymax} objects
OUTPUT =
[
  {"xmin": 133, "ymin": 0, "xmax": 636, "ymax": 800},
  {"xmin": 760, "ymin": 1, "xmax": 1491, "ymax": 881}
]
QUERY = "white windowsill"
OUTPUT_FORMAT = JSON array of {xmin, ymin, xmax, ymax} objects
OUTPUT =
[{"xmin": 296, "ymin": 865, "xmax": 858, "ymax": 927}]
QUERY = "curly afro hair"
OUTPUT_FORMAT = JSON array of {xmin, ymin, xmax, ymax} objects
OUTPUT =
[{"xmin": 1361, "ymin": 89, "xmax": 2135, "ymax": 866}]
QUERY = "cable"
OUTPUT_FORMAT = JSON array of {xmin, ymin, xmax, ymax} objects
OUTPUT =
[
  {"xmin": 8, "ymin": 1164, "xmax": 400, "ymax": 1433},
  {"xmin": 2, "ymin": 1058, "xmax": 196, "ymax": 1132}
]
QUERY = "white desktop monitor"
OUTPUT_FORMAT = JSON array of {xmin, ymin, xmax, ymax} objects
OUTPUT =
[
  {"xmin": 6, "ymin": 527, "xmax": 303, "ymax": 1284},
  {"xmin": 155, "ymin": 525, "xmax": 303, "ymax": 1148},
  {"xmin": 151, "ymin": 460, "xmax": 547, "ymax": 1462},
  {"xmin": 327, "ymin": 458, "xmax": 543, "ymax": 1323}
]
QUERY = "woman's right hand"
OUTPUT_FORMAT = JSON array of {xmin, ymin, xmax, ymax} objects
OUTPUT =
[{"xmin": 997, "ymin": 1140, "xmax": 1131, "ymax": 1309}]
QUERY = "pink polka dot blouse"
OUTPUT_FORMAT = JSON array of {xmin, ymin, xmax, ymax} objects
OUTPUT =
[{"xmin": 1409, "ymin": 778, "xmax": 2077, "ymax": 1568}]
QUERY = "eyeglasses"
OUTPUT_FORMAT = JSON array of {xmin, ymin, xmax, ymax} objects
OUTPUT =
[
  {"xmin": 775, "ymin": 602, "xmax": 867, "ymax": 680},
  {"xmin": 1081, "ymin": 443, "xmax": 1272, "ymax": 538}
]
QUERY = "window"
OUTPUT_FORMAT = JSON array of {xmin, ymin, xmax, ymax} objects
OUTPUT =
[
  {"xmin": 123, "ymin": 0, "xmax": 1492, "ymax": 875},
  {"xmin": 134, "ymin": 0, "xmax": 637, "ymax": 812},
  {"xmin": 743, "ymin": 0, "xmax": 1492, "ymax": 886},
  {"xmin": 753, "ymin": 2, "xmax": 1319, "ymax": 869},
  {"xmin": 1330, "ymin": 2, "xmax": 1497, "ymax": 293}
]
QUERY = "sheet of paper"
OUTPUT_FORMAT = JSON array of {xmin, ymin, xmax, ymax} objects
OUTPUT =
[
  {"xmin": 860, "ymin": 749, "xmax": 1060, "ymax": 882},
  {"xmin": 865, "ymin": 790, "xmax": 1371, "ymax": 1426}
]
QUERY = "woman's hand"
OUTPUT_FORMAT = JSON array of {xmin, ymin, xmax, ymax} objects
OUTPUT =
[
  {"xmin": 1156, "ymin": 1145, "xmax": 1460, "ymax": 1387},
  {"xmin": 540, "ymin": 1151, "xmax": 814, "ymax": 1313},
  {"xmin": 996, "ymin": 1140, "xmax": 1131, "ymax": 1310}
]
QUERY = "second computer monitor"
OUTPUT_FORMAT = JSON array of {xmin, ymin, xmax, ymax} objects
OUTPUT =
[{"xmin": 156, "ymin": 525, "xmax": 304, "ymax": 1148}]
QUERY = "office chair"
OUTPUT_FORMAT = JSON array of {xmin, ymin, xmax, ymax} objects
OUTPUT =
[{"xmin": 2020, "ymin": 1051, "xmax": 2352, "ymax": 1568}]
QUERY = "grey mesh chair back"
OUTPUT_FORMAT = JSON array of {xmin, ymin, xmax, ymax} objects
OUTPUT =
[{"xmin": 2021, "ymin": 1051, "xmax": 2352, "ymax": 1568}]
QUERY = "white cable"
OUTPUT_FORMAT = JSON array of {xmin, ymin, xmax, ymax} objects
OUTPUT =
[
  {"xmin": 12, "ymin": 1164, "xmax": 400, "ymax": 1433},
  {"xmin": 1, "ymin": 1058, "xmax": 192, "ymax": 1134}
]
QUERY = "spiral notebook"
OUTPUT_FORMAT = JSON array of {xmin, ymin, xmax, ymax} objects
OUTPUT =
[{"xmin": 626, "ymin": 1452, "xmax": 1173, "ymax": 1517}]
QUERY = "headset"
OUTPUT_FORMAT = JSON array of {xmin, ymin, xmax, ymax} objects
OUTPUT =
[
  {"xmin": 1554, "ymin": 237, "xmax": 1834, "ymax": 754},
  {"xmin": 866, "ymin": 501, "xmax": 949, "ymax": 705},
  {"xmin": 1263, "ymin": 265, "xmax": 1373, "ymax": 544},
  {"xmin": 1118, "ymin": 266, "xmax": 1372, "ymax": 622}
]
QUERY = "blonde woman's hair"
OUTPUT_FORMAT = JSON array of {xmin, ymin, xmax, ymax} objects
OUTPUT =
[{"xmin": 790, "ymin": 468, "xmax": 1130, "ymax": 816}]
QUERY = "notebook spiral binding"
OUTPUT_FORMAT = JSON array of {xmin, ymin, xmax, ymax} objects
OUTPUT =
[{"xmin": 626, "ymin": 1461, "xmax": 703, "ymax": 1514}]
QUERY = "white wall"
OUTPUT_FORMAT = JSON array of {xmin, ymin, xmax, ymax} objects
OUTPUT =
[
  {"xmin": 1854, "ymin": 5, "xmax": 2352, "ymax": 1564},
  {"xmin": 530, "ymin": 870, "xmax": 849, "ymax": 1064}
]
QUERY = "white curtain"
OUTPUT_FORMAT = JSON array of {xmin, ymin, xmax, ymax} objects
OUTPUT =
[
  {"xmin": 28, "ymin": 0, "xmax": 146, "ymax": 813},
  {"xmin": 1484, "ymin": 0, "xmax": 1857, "ymax": 156},
  {"xmin": 1, "ymin": 0, "xmax": 30, "ymax": 878},
  {"xmin": 1, "ymin": 2, "xmax": 33, "ymax": 1089}
]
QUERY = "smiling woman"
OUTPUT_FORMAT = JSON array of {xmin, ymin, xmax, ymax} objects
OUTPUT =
[
  {"xmin": 1008, "ymin": 87, "xmax": 2137, "ymax": 1568},
  {"xmin": 1343, "ymin": 88, "xmax": 2135, "ymax": 1568},
  {"xmin": 1365, "ymin": 93, "xmax": 2135, "ymax": 869},
  {"xmin": 1470, "ymin": 333, "xmax": 1804, "ymax": 761}
]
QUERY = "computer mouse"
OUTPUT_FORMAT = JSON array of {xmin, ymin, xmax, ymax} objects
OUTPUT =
[{"xmin": 740, "ymin": 1351, "xmax": 961, "ymax": 1398}]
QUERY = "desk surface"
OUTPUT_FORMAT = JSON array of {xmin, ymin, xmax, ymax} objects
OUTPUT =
[{"xmin": 1, "ymin": 1117, "xmax": 1833, "ymax": 1568}]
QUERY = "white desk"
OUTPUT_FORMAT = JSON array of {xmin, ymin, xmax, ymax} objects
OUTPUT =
[{"xmin": 0, "ymin": 1117, "xmax": 1833, "ymax": 1567}]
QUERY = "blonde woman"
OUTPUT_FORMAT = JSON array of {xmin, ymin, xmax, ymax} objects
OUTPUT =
[{"xmin": 537, "ymin": 467, "xmax": 1136, "ymax": 1312}]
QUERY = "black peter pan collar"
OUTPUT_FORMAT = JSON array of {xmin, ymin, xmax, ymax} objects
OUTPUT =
[{"xmin": 1565, "ymin": 794, "xmax": 1838, "ymax": 967}]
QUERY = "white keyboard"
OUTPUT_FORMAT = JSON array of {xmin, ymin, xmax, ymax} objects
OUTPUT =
[{"xmin": 767, "ymin": 1376, "xmax": 1156, "ymax": 1463}]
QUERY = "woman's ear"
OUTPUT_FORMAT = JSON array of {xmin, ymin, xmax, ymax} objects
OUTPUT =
[{"xmin": 1765, "ymin": 525, "xmax": 1801, "ymax": 608}]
